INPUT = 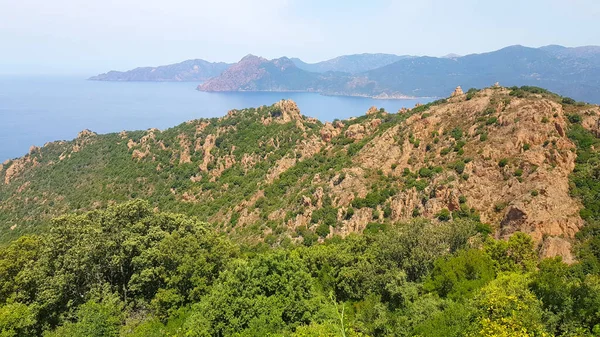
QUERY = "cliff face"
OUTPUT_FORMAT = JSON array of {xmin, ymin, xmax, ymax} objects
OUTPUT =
[{"xmin": 1, "ymin": 87, "xmax": 599, "ymax": 262}]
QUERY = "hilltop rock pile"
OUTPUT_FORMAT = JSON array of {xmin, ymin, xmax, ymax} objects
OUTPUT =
[{"xmin": 451, "ymin": 86, "xmax": 464, "ymax": 97}]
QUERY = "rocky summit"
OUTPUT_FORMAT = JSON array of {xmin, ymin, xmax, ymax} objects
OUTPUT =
[{"xmin": 2, "ymin": 85, "xmax": 599, "ymax": 264}]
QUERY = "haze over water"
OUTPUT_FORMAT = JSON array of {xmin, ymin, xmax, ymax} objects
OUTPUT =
[{"xmin": 0, "ymin": 76, "xmax": 431, "ymax": 162}]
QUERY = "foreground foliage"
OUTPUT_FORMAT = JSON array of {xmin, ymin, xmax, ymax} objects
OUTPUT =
[{"xmin": 0, "ymin": 200, "xmax": 599, "ymax": 337}]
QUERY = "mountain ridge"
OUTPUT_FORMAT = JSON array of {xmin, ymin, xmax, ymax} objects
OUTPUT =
[
  {"xmin": 89, "ymin": 45, "xmax": 600, "ymax": 103},
  {"xmin": 89, "ymin": 59, "xmax": 232, "ymax": 82},
  {"xmin": 196, "ymin": 45, "xmax": 600, "ymax": 103},
  {"xmin": 291, "ymin": 53, "xmax": 413, "ymax": 73}
]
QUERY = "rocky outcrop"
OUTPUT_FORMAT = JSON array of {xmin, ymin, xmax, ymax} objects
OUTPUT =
[
  {"xmin": 451, "ymin": 86, "xmax": 464, "ymax": 97},
  {"xmin": 4, "ymin": 159, "xmax": 27, "ymax": 184},
  {"xmin": 273, "ymin": 99, "xmax": 302, "ymax": 123},
  {"xmin": 345, "ymin": 124, "xmax": 367, "ymax": 140},
  {"xmin": 77, "ymin": 129, "xmax": 97, "ymax": 139},
  {"xmin": 321, "ymin": 122, "xmax": 342, "ymax": 142},
  {"xmin": 178, "ymin": 134, "xmax": 192, "ymax": 164},
  {"xmin": 540, "ymin": 237, "xmax": 574, "ymax": 264},
  {"xmin": 366, "ymin": 106, "xmax": 378, "ymax": 115},
  {"xmin": 199, "ymin": 134, "xmax": 216, "ymax": 171}
]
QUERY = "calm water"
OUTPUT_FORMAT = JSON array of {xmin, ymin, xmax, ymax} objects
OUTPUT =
[{"xmin": 0, "ymin": 76, "xmax": 431, "ymax": 161}]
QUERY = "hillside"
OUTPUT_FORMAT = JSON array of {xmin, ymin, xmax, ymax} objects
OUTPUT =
[
  {"xmin": 291, "ymin": 53, "xmax": 412, "ymax": 73},
  {"xmin": 2, "ymin": 85, "xmax": 600, "ymax": 336},
  {"xmin": 2, "ymin": 85, "xmax": 599, "ymax": 261},
  {"xmin": 89, "ymin": 59, "xmax": 231, "ymax": 82}
]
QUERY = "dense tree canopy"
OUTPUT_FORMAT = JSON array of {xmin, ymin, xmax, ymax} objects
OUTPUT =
[{"xmin": 0, "ymin": 197, "xmax": 598, "ymax": 336}]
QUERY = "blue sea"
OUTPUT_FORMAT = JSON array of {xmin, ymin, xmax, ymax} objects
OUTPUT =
[{"xmin": 0, "ymin": 76, "xmax": 431, "ymax": 162}]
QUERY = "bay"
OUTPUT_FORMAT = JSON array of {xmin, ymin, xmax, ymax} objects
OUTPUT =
[{"xmin": 0, "ymin": 76, "xmax": 431, "ymax": 161}]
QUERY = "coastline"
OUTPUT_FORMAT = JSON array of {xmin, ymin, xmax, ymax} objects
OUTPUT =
[{"xmin": 195, "ymin": 87, "xmax": 434, "ymax": 101}]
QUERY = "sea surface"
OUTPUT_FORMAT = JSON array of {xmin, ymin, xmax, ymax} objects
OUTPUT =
[{"xmin": 0, "ymin": 76, "xmax": 432, "ymax": 162}]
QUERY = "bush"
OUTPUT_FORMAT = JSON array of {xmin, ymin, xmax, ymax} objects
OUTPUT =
[
  {"xmin": 498, "ymin": 158, "xmax": 509, "ymax": 168},
  {"xmin": 494, "ymin": 202, "xmax": 507, "ymax": 212},
  {"xmin": 419, "ymin": 167, "xmax": 434, "ymax": 178},
  {"xmin": 436, "ymin": 209, "xmax": 451, "ymax": 221},
  {"xmin": 466, "ymin": 88, "xmax": 479, "ymax": 100},
  {"xmin": 450, "ymin": 127, "xmax": 463, "ymax": 140},
  {"xmin": 452, "ymin": 160, "xmax": 466, "ymax": 174},
  {"xmin": 316, "ymin": 223, "xmax": 330, "ymax": 238},
  {"xmin": 486, "ymin": 117, "xmax": 498, "ymax": 125},
  {"xmin": 562, "ymin": 97, "xmax": 576, "ymax": 105},
  {"xmin": 509, "ymin": 89, "xmax": 526, "ymax": 98},
  {"xmin": 568, "ymin": 114, "xmax": 582, "ymax": 124},
  {"xmin": 514, "ymin": 168, "xmax": 523, "ymax": 177}
]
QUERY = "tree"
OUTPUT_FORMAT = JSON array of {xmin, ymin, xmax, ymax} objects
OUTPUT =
[
  {"xmin": 183, "ymin": 250, "xmax": 319, "ymax": 336},
  {"xmin": 424, "ymin": 249, "xmax": 495, "ymax": 300},
  {"xmin": 0, "ymin": 302, "xmax": 36, "ymax": 337},
  {"xmin": 44, "ymin": 291, "xmax": 124, "ymax": 337},
  {"xmin": 471, "ymin": 273, "xmax": 548, "ymax": 337},
  {"xmin": 485, "ymin": 232, "xmax": 537, "ymax": 273}
]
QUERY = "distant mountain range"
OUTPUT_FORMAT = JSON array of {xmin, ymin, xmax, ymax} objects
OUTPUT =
[
  {"xmin": 89, "ymin": 59, "xmax": 231, "ymax": 82},
  {"xmin": 92, "ymin": 45, "xmax": 600, "ymax": 103},
  {"xmin": 291, "ymin": 53, "xmax": 413, "ymax": 73}
]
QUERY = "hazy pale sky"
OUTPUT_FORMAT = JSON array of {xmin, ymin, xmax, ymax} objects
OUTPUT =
[{"xmin": 1, "ymin": 0, "xmax": 599, "ymax": 75}]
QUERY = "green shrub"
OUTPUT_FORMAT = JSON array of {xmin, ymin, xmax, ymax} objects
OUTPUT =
[
  {"xmin": 412, "ymin": 208, "xmax": 421, "ymax": 217},
  {"xmin": 494, "ymin": 202, "xmax": 508, "ymax": 212},
  {"xmin": 568, "ymin": 114, "xmax": 582, "ymax": 124},
  {"xmin": 316, "ymin": 223, "xmax": 330, "ymax": 238},
  {"xmin": 451, "ymin": 127, "xmax": 463, "ymax": 140},
  {"xmin": 466, "ymin": 88, "xmax": 479, "ymax": 100},
  {"xmin": 486, "ymin": 117, "xmax": 498, "ymax": 125},
  {"xmin": 452, "ymin": 160, "xmax": 466, "ymax": 174},
  {"xmin": 419, "ymin": 167, "xmax": 434, "ymax": 178},
  {"xmin": 514, "ymin": 168, "xmax": 523, "ymax": 177},
  {"xmin": 436, "ymin": 209, "xmax": 451, "ymax": 221}
]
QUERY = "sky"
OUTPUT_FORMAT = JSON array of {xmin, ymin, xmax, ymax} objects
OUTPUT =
[{"xmin": 1, "ymin": 0, "xmax": 599, "ymax": 75}]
